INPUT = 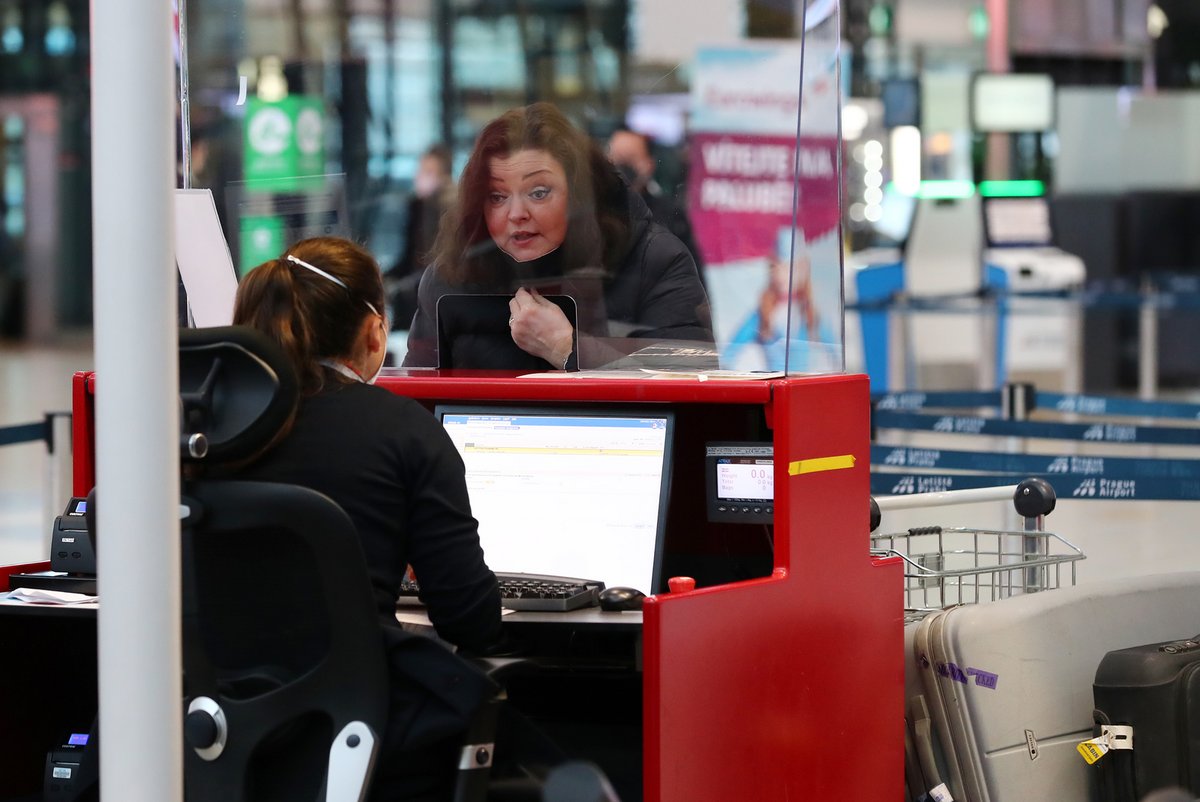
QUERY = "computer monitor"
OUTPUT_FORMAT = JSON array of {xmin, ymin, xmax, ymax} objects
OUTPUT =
[
  {"xmin": 435, "ymin": 405, "xmax": 674, "ymax": 594},
  {"xmin": 970, "ymin": 73, "xmax": 1055, "ymax": 133},
  {"xmin": 881, "ymin": 78, "xmax": 921, "ymax": 129},
  {"xmin": 982, "ymin": 196, "xmax": 1054, "ymax": 248},
  {"xmin": 225, "ymin": 175, "xmax": 350, "ymax": 275}
]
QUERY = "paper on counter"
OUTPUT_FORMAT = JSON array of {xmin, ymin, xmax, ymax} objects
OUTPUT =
[{"xmin": 3, "ymin": 587, "xmax": 99, "ymax": 605}]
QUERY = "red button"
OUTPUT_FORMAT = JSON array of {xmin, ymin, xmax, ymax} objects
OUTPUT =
[{"xmin": 667, "ymin": 576, "xmax": 696, "ymax": 593}]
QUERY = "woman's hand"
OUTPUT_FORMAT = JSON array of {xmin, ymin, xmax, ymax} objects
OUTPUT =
[{"xmin": 508, "ymin": 287, "xmax": 574, "ymax": 368}]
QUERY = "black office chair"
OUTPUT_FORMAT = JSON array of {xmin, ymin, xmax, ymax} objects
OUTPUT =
[
  {"xmin": 177, "ymin": 325, "xmax": 388, "ymax": 802},
  {"xmin": 174, "ymin": 326, "xmax": 619, "ymax": 802}
]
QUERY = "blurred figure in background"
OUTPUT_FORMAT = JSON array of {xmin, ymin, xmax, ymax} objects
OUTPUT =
[
  {"xmin": 388, "ymin": 143, "xmax": 455, "ymax": 330},
  {"xmin": 607, "ymin": 126, "xmax": 706, "ymax": 288}
]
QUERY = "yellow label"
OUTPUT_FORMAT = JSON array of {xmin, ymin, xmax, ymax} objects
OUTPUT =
[
  {"xmin": 788, "ymin": 454, "xmax": 856, "ymax": 476},
  {"xmin": 1077, "ymin": 740, "xmax": 1108, "ymax": 765}
]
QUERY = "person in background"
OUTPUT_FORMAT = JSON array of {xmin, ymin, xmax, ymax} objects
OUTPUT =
[
  {"xmin": 231, "ymin": 235, "xmax": 503, "ymax": 800},
  {"xmin": 388, "ymin": 144, "xmax": 456, "ymax": 330},
  {"xmin": 607, "ymin": 126, "xmax": 707, "ymax": 289},
  {"xmin": 401, "ymin": 102, "xmax": 712, "ymax": 370}
]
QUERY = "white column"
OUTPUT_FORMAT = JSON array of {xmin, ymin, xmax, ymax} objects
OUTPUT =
[{"xmin": 91, "ymin": 0, "xmax": 182, "ymax": 798}]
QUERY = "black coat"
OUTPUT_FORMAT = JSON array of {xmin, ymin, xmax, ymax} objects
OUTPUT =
[
  {"xmin": 401, "ymin": 188, "xmax": 713, "ymax": 370},
  {"xmin": 234, "ymin": 379, "xmax": 503, "ymax": 795}
]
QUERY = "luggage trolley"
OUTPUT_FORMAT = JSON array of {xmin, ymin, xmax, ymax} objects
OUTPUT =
[
  {"xmin": 871, "ymin": 478, "xmax": 1087, "ymax": 802},
  {"xmin": 870, "ymin": 477, "xmax": 1085, "ymax": 621}
]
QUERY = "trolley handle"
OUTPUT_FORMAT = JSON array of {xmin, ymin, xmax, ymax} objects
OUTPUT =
[
  {"xmin": 869, "ymin": 477, "xmax": 1057, "ymax": 533},
  {"xmin": 1013, "ymin": 477, "xmax": 1056, "ymax": 518}
]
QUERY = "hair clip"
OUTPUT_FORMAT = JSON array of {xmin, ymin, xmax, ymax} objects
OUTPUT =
[{"xmin": 285, "ymin": 254, "xmax": 379, "ymax": 317}]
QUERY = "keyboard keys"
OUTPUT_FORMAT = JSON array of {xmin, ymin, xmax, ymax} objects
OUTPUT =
[{"xmin": 398, "ymin": 572, "xmax": 605, "ymax": 612}]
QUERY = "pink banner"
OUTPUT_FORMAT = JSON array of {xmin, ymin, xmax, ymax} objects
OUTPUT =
[{"xmin": 687, "ymin": 132, "xmax": 841, "ymax": 266}]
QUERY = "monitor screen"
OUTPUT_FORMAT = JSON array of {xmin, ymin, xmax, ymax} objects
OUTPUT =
[
  {"xmin": 436, "ymin": 406, "xmax": 674, "ymax": 594},
  {"xmin": 705, "ymin": 442, "xmax": 773, "ymax": 523},
  {"xmin": 716, "ymin": 457, "xmax": 773, "ymax": 502},
  {"xmin": 881, "ymin": 78, "xmax": 920, "ymax": 129},
  {"xmin": 225, "ymin": 175, "xmax": 350, "ymax": 275},
  {"xmin": 971, "ymin": 73, "xmax": 1055, "ymax": 133},
  {"xmin": 872, "ymin": 185, "xmax": 918, "ymax": 246},
  {"xmin": 983, "ymin": 196, "xmax": 1054, "ymax": 248}
]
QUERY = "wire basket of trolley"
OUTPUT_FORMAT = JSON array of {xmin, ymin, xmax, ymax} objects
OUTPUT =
[{"xmin": 869, "ymin": 477, "xmax": 1085, "ymax": 621}]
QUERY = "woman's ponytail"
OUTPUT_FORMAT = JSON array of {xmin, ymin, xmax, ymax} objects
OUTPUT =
[
  {"xmin": 233, "ymin": 258, "xmax": 325, "ymax": 393},
  {"xmin": 233, "ymin": 237, "xmax": 385, "ymax": 395}
]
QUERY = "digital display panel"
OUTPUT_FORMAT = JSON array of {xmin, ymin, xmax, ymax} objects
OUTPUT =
[
  {"xmin": 983, "ymin": 197, "xmax": 1053, "ymax": 248},
  {"xmin": 706, "ymin": 442, "xmax": 774, "ymax": 523},
  {"xmin": 68, "ymin": 733, "xmax": 89, "ymax": 746},
  {"xmin": 717, "ymin": 457, "xmax": 774, "ymax": 502}
]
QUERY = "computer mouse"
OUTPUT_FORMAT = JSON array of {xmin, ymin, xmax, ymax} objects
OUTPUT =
[{"xmin": 598, "ymin": 586, "xmax": 646, "ymax": 612}]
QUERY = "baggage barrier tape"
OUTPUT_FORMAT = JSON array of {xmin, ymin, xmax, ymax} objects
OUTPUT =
[
  {"xmin": 872, "ymin": 391, "xmax": 1002, "ymax": 410},
  {"xmin": 0, "ymin": 421, "xmax": 49, "ymax": 448},
  {"xmin": 1038, "ymin": 392, "xmax": 1200, "ymax": 421},
  {"xmin": 847, "ymin": 283, "xmax": 1200, "ymax": 313},
  {"xmin": 871, "ymin": 471, "xmax": 1199, "ymax": 501},
  {"xmin": 871, "ymin": 445, "xmax": 1200, "ymax": 479},
  {"xmin": 872, "ymin": 389, "xmax": 1200, "ymax": 421},
  {"xmin": 873, "ymin": 410, "xmax": 1200, "ymax": 446}
]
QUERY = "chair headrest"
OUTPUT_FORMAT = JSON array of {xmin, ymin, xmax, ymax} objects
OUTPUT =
[{"xmin": 180, "ymin": 325, "xmax": 299, "ymax": 465}]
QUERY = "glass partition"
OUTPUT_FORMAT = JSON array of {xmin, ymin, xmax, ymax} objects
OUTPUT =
[{"xmin": 180, "ymin": 0, "xmax": 845, "ymax": 377}]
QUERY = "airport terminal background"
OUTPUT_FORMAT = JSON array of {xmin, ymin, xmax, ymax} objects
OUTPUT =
[
  {"xmin": 5, "ymin": 0, "xmax": 1200, "ymax": 581},
  {"xmin": 8, "ymin": 0, "xmax": 1200, "ymax": 798}
]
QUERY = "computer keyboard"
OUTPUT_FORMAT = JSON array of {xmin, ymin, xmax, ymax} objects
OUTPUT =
[{"xmin": 398, "ymin": 572, "xmax": 605, "ymax": 612}]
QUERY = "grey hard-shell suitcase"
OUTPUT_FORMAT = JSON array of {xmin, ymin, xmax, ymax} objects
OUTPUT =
[{"xmin": 911, "ymin": 572, "xmax": 1200, "ymax": 802}]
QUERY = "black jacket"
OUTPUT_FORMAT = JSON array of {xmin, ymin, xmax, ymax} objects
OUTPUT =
[
  {"xmin": 402, "ymin": 188, "xmax": 713, "ymax": 370},
  {"xmin": 234, "ymin": 379, "xmax": 503, "ymax": 782}
]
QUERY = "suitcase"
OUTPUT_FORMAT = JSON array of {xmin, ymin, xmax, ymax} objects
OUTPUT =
[
  {"xmin": 911, "ymin": 572, "xmax": 1200, "ymax": 802},
  {"xmin": 907, "ymin": 616, "xmax": 961, "ymax": 802},
  {"xmin": 881, "ymin": 479, "xmax": 1077, "ymax": 802},
  {"xmin": 1092, "ymin": 635, "xmax": 1200, "ymax": 801}
]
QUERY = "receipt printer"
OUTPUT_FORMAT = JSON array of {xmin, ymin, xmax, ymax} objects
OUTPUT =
[
  {"xmin": 45, "ymin": 727, "xmax": 98, "ymax": 802},
  {"xmin": 50, "ymin": 497, "xmax": 95, "ymax": 575},
  {"xmin": 7, "ymin": 497, "xmax": 96, "ymax": 595}
]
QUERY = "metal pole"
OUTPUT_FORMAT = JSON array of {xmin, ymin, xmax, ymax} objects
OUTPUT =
[
  {"xmin": 1065, "ymin": 296, "xmax": 1083, "ymax": 395},
  {"xmin": 178, "ymin": 0, "xmax": 191, "ymax": 189},
  {"xmin": 887, "ymin": 295, "xmax": 909, "ymax": 391},
  {"xmin": 983, "ymin": 0, "xmax": 1011, "ymax": 181},
  {"xmin": 1001, "ymin": 383, "xmax": 1039, "ymax": 589},
  {"xmin": 92, "ymin": 0, "xmax": 182, "ymax": 798},
  {"xmin": 437, "ymin": 0, "xmax": 454, "ymax": 150},
  {"xmin": 1023, "ymin": 511, "xmax": 1047, "ymax": 595},
  {"xmin": 1138, "ymin": 276, "xmax": 1158, "ymax": 400},
  {"xmin": 979, "ymin": 297, "xmax": 999, "ymax": 390},
  {"xmin": 41, "ymin": 411, "xmax": 74, "ymax": 555}
]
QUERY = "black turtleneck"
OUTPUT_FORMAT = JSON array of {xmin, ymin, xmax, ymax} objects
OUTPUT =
[{"xmin": 403, "ymin": 185, "xmax": 713, "ymax": 369}]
